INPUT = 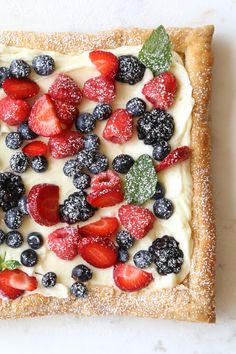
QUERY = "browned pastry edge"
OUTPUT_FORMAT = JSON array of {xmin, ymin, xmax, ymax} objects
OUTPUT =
[{"xmin": 0, "ymin": 26, "xmax": 216, "ymax": 322}]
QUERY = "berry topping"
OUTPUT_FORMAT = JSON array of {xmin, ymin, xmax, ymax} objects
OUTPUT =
[
  {"xmin": 20, "ymin": 249, "xmax": 38, "ymax": 267},
  {"xmin": 142, "ymin": 72, "xmax": 177, "ymax": 110},
  {"xmin": 153, "ymin": 197, "xmax": 174, "ymax": 219},
  {"xmin": 113, "ymin": 263, "xmax": 153, "ymax": 292},
  {"xmin": 84, "ymin": 134, "xmax": 100, "ymax": 151},
  {"xmin": 103, "ymin": 109, "xmax": 133, "ymax": 144},
  {"xmin": 80, "ymin": 217, "xmax": 119, "ymax": 238},
  {"xmin": 88, "ymin": 152, "xmax": 108, "ymax": 175},
  {"xmin": 9, "ymin": 59, "xmax": 31, "ymax": 79},
  {"xmin": 48, "ymin": 226, "xmax": 80, "ymax": 260},
  {"xmin": 22, "ymin": 141, "xmax": 48, "ymax": 157},
  {"xmin": 115, "ymin": 55, "xmax": 146, "ymax": 85},
  {"xmin": 6, "ymin": 231, "xmax": 23, "ymax": 248},
  {"xmin": 17, "ymin": 196, "xmax": 29, "ymax": 215},
  {"xmin": 112, "ymin": 154, "xmax": 135, "ymax": 174},
  {"xmin": 54, "ymin": 100, "xmax": 78, "ymax": 127},
  {"xmin": 18, "ymin": 121, "xmax": 38, "ymax": 140},
  {"xmin": 118, "ymin": 204, "xmax": 155, "ymax": 240},
  {"xmin": 4, "ymin": 208, "xmax": 23, "ymax": 230},
  {"xmin": 78, "ymin": 236, "xmax": 118, "ymax": 268},
  {"xmin": 0, "ymin": 67, "xmax": 11, "ymax": 87},
  {"xmin": 91, "ymin": 170, "xmax": 122, "ymax": 192},
  {"xmin": 152, "ymin": 182, "xmax": 165, "ymax": 200},
  {"xmin": 93, "ymin": 103, "xmax": 112, "ymax": 121},
  {"xmin": 71, "ymin": 264, "xmax": 92, "ymax": 282},
  {"xmin": 48, "ymin": 130, "xmax": 84, "ymax": 159},
  {"xmin": 83, "ymin": 76, "xmax": 115, "ymax": 103},
  {"xmin": 73, "ymin": 172, "xmax": 91, "ymax": 190},
  {"xmin": 0, "ymin": 97, "xmax": 30, "ymax": 126},
  {"xmin": 10, "ymin": 152, "xmax": 30, "ymax": 173},
  {"xmin": 41, "ymin": 272, "xmax": 57, "ymax": 287},
  {"xmin": 116, "ymin": 230, "xmax": 134, "ymax": 250},
  {"xmin": 76, "ymin": 150, "xmax": 95, "ymax": 168},
  {"xmin": 63, "ymin": 159, "xmax": 81, "ymax": 177},
  {"xmin": 48, "ymin": 73, "xmax": 82, "ymax": 105},
  {"xmin": 31, "ymin": 156, "xmax": 48, "ymax": 173},
  {"xmin": 75, "ymin": 113, "xmax": 96, "ymax": 134},
  {"xmin": 71, "ymin": 282, "xmax": 88, "ymax": 298},
  {"xmin": 152, "ymin": 140, "xmax": 171, "ymax": 161},
  {"xmin": 5, "ymin": 132, "xmax": 23, "ymax": 150},
  {"xmin": 133, "ymin": 250, "xmax": 153, "ymax": 269},
  {"xmin": 0, "ymin": 269, "xmax": 37, "ymax": 299},
  {"xmin": 2, "ymin": 78, "xmax": 39, "ymax": 99},
  {"xmin": 117, "ymin": 248, "xmax": 129, "ymax": 263},
  {"xmin": 126, "ymin": 97, "xmax": 146, "ymax": 116},
  {"xmin": 155, "ymin": 146, "xmax": 191, "ymax": 172},
  {"xmin": 27, "ymin": 232, "xmax": 43, "ymax": 250},
  {"xmin": 32, "ymin": 55, "xmax": 55, "ymax": 76},
  {"xmin": 28, "ymin": 184, "xmax": 60, "ymax": 226},
  {"xmin": 0, "ymin": 230, "xmax": 6, "ymax": 244},
  {"xmin": 87, "ymin": 189, "xmax": 124, "ymax": 208},
  {"xmin": 0, "ymin": 172, "xmax": 25, "ymax": 211},
  {"xmin": 89, "ymin": 50, "xmax": 118, "ymax": 78}
]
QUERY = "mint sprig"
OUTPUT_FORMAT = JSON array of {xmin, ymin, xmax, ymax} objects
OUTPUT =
[
  {"xmin": 138, "ymin": 25, "xmax": 172, "ymax": 76},
  {"xmin": 125, "ymin": 154, "xmax": 157, "ymax": 205},
  {"xmin": 0, "ymin": 253, "xmax": 21, "ymax": 271}
]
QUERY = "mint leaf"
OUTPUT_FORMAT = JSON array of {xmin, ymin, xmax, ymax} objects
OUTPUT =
[
  {"xmin": 138, "ymin": 25, "xmax": 172, "ymax": 76},
  {"xmin": 125, "ymin": 154, "xmax": 157, "ymax": 205},
  {"xmin": 1, "ymin": 260, "xmax": 21, "ymax": 270}
]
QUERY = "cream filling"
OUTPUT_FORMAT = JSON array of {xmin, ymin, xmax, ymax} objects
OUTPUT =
[{"xmin": 0, "ymin": 45, "xmax": 194, "ymax": 297}]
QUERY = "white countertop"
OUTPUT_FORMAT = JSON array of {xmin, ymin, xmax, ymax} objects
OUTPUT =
[{"xmin": 0, "ymin": 0, "xmax": 236, "ymax": 353}]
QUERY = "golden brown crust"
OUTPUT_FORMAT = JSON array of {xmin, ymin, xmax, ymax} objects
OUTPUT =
[{"xmin": 0, "ymin": 26, "xmax": 215, "ymax": 322}]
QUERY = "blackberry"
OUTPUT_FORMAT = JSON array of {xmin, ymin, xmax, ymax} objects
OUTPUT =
[
  {"xmin": 4, "ymin": 208, "xmax": 23, "ymax": 230},
  {"xmin": 6, "ymin": 231, "xmax": 23, "ymax": 248},
  {"xmin": 5, "ymin": 132, "xmax": 23, "ymax": 150},
  {"xmin": 17, "ymin": 196, "xmax": 29, "ymax": 215},
  {"xmin": 137, "ymin": 109, "xmax": 174, "ymax": 145},
  {"xmin": 115, "ymin": 55, "xmax": 146, "ymax": 85},
  {"xmin": 76, "ymin": 150, "xmax": 95, "ymax": 168},
  {"xmin": 0, "ymin": 230, "xmax": 6, "ymax": 244},
  {"xmin": 152, "ymin": 182, "xmax": 165, "ymax": 200},
  {"xmin": 88, "ymin": 152, "xmax": 108, "ymax": 174},
  {"xmin": 42, "ymin": 272, "xmax": 57, "ymax": 287},
  {"xmin": 73, "ymin": 172, "xmax": 91, "ymax": 190},
  {"xmin": 27, "ymin": 232, "xmax": 43, "ymax": 250},
  {"xmin": 153, "ymin": 140, "xmax": 171, "ymax": 161},
  {"xmin": 31, "ymin": 156, "xmax": 48, "ymax": 173},
  {"xmin": 116, "ymin": 230, "xmax": 134, "ymax": 250},
  {"xmin": 72, "ymin": 265, "xmax": 92, "ymax": 282},
  {"xmin": 153, "ymin": 198, "xmax": 174, "ymax": 219},
  {"xmin": 0, "ymin": 172, "xmax": 25, "ymax": 211},
  {"xmin": 93, "ymin": 103, "xmax": 112, "ymax": 120},
  {"xmin": 10, "ymin": 152, "xmax": 30, "ymax": 173},
  {"xmin": 32, "ymin": 55, "xmax": 55, "ymax": 76},
  {"xmin": 18, "ymin": 121, "xmax": 38, "ymax": 140},
  {"xmin": 75, "ymin": 113, "xmax": 96, "ymax": 133},
  {"xmin": 21, "ymin": 249, "xmax": 38, "ymax": 267},
  {"xmin": 149, "ymin": 236, "xmax": 184, "ymax": 275},
  {"xmin": 84, "ymin": 134, "xmax": 100, "ymax": 151},
  {"xmin": 117, "ymin": 248, "xmax": 129, "ymax": 263},
  {"xmin": 63, "ymin": 159, "xmax": 81, "ymax": 177},
  {"xmin": 126, "ymin": 97, "xmax": 146, "ymax": 116},
  {"xmin": 133, "ymin": 250, "xmax": 152, "ymax": 269},
  {"xmin": 0, "ymin": 67, "xmax": 11, "ymax": 87},
  {"xmin": 71, "ymin": 282, "xmax": 88, "ymax": 298},
  {"xmin": 112, "ymin": 154, "xmax": 135, "ymax": 174},
  {"xmin": 9, "ymin": 59, "xmax": 31, "ymax": 78}
]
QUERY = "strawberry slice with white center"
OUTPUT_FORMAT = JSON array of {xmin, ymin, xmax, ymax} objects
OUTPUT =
[
  {"xmin": 22, "ymin": 141, "xmax": 48, "ymax": 157},
  {"xmin": 79, "ymin": 217, "xmax": 119, "ymax": 238},
  {"xmin": 48, "ymin": 226, "xmax": 80, "ymax": 260},
  {"xmin": 89, "ymin": 50, "xmax": 118, "ymax": 78},
  {"xmin": 2, "ymin": 78, "xmax": 40, "ymax": 99},
  {"xmin": 0, "ymin": 269, "xmax": 37, "ymax": 299}
]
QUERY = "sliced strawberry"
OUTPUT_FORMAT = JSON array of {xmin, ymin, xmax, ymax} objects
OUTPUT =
[
  {"xmin": 28, "ymin": 94, "xmax": 63, "ymax": 137},
  {"xmin": 48, "ymin": 73, "xmax": 82, "ymax": 105},
  {"xmin": 28, "ymin": 184, "xmax": 60, "ymax": 226},
  {"xmin": 79, "ymin": 217, "xmax": 119, "ymax": 238},
  {"xmin": 78, "ymin": 236, "xmax": 118, "ymax": 268},
  {"xmin": 0, "ymin": 280, "xmax": 24, "ymax": 299},
  {"xmin": 118, "ymin": 204, "xmax": 155, "ymax": 239},
  {"xmin": 91, "ymin": 170, "xmax": 122, "ymax": 192},
  {"xmin": 48, "ymin": 226, "xmax": 80, "ymax": 260},
  {"xmin": 155, "ymin": 146, "xmax": 191, "ymax": 173},
  {"xmin": 87, "ymin": 189, "xmax": 124, "ymax": 208},
  {"xmin": 54, "ymin": 100, "xmax": 78, "ymax": 126},
  {"xmin": 113, "ymin": 263, "xmax": 153, "ymax": 292},
  {"xmin": 0, "ymin": 96, "xmax": 30, "ymax": 126},
  {"xmin": 0, "ymin": 269, "xmax": 37, "ymax": 299},
  {"xmin": 83, "ymin": 76, "xmax": 115, "ymax": 103},
  {"xmin": 89, "ymin": 50, "xmax": 118, "ymax": 78},
  {"xmin": 48, "ymin": 130, "xmax": 84, "ymax": 159},
  {"xmin": 22, "ymin": 141, "xmax": 48, "ymax": 157},
  {"xmin": 142, "ymin": 72, "xmax": 177, "ymax": 110},
  {"xmin": 103, "ymin": 109, "xmax": 133, "ymax": 144},
  {"xmin": 2, "ymin": 78, "xmax": 40, "ymax": 99}
]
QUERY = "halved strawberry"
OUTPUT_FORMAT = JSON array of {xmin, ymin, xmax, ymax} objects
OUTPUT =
[
  {"xmin": 0, "ymin": 269, "xmax": 37, "ymax": 299},
  {"xmin": 79, "ymin": 217, "xmax": 119, "ymax": 238},
  {"xmin": 155, "ymin": 146, "xmax": 191, "ymax": 172},
  {"xmin": 89, "ymin": 50, "xmax": 118, "ymax": 78},
  {"xmin": 28, "ymin": 184, "xmax": 60, "ymax": 226},
  {"xmin": 28, "ymin": 94, "xmax": 63, "ymax": 137},
  {"xmin": 87, "ymin": 189, "xmax": 124, "ymax": 208},
  {"xmin": 91, "ymin": 170, "xmax": 122, "ymax": 192},
  {"xmin": 83, "ymin": 76, "xmax": 115, "ymax": 103},
  {"xmin": 0, "ymin": 96, "xmax": 30, "ymax": 126},
  {"xmin": 78, "ymin": 236, "xmax": 118, "ymax": 268},
  {"xmin": 103, "ymin": 109, "xmax": 133, "ymax": 144},
  {"xmin": 54, "ymin": 100, "xmax": 78, "ymax": 127},
  {"xmin": 48, "ymin": 130, "xmax": 84, "ymax": 159},
  {"xmin": 22, "ymin": 141, "xmax": 48, "ymax": 157},
  {"xmin": 113, "ymin": 263, "xmax": 153, "ymax": 292},
  {"xmin": 2, "ymin": 78, "xmax": 40, "ymax": 99},
  {"xmin": 48, "ymin": 226, "xmax": 80, "ymax": 260},
  {"xmin": 48, "ymin": 73, "xmax": 82, "ymax": 105}
]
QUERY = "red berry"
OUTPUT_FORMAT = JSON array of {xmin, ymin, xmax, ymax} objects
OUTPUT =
[
  {"xmin": 48, "ymin": 73, "xmax": 82, "ymax": 105},
  {"xmin": 54, "ymin": 100, "xmax": 78, "ymax": 127},
  {"xmin": 91, "ymin": 170, "xmax": 122, "ymax": 192},
  {"xmin": 113, "ymin": 263, "xmax": 153, "ymax": 292},
  {"xmin": 0, "ymin": 269, "xmax": 37, "ymax": 299},
  {"xmin": 155, "ymin": 146, "xmax": 191, "ymax": 172},
  {"xmin": 0, "ymin": 96, "xmax": 30, "ymax": 126},
  {"xmin": 83, "ymin": 76, "xmax": 115, "ymax": 103},
  {"xmin": 103, "ymin": 109, "xmax": 133, "ymax": 144},
  {"xmin": 79, "ymin": 217, "xmax": 119, "ymax": 238},
  {"xmin": 77, "ymin": 236, "xmax": 118, "ymax": 268},
  {"xmin": 28, "ymin": 184, "xmax": 60, "ymax": 226},
  {"xmin": 142, "ymin": 72, "xmax": 177, "ymax": 110},
  {"xmin": 89, "ymin": 50, "xmax": 118, "ymax": 78},
  {"xmin": 22, "ymin": 141, "xmax": 48, "ymax": 157},
  {"xmin": 118, "ymin": 204, "xmax": 155, "ymax": 239},
  {"xmin": 48, "ymin": 130, "xmax": 84, "ymax": 159},
  {"xmin": 28, "ymin": 94, "xmax": 63, "ymax": 137},
  {"xmin": 87, "ymin": 189, "xmax": 124, "ymax": 208},
  {"xmin": 2, "ymin": 78, "xmax": 40, "ymax": 99},
  {"xmin": 48, "ymin": 226, "xmax": 80, "ymax": 260}
]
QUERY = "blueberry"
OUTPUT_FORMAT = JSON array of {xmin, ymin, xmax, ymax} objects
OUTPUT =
[
  {"xmin": 84, "ymin": 134, "xmax": 100, "ymax": 151},
  {"xmin": 10, "ymin": 152, "xmax": 30, "ymax": 173},
  {"xmin": 18, "ymin": 121, "xmax": 38, "ymax": 140},
  {"xmin": 41, "ymin": 272, "xmax": 57, "ymax": 287},
  {"xmin": 153, "ymin": 140, "xmax": 171, "ymax": 161},
  {"xmin": 73, "ymin": 172, "xmax": 91, "ymax": 190},
  {"xmin": 88, "ymin": 152, "xmax": 108, "ymax": 174},
  {"xmin": 32, "ymin": 55, "xmax": 55, "ymax": 76},
  {"xmin": 21, "ymin": 249, "xmax": 38, "ymax": 267},
  {"xmin": 0, "ymin": 67, "xmax": 11, "ymax": 87},
  {"xmin": 6, "ymin": 231, "xmax": 23, "ymax": 248},
  {"xmin": 133, "ymin": 250, "xmax": 152, "ymax": 268},
  {"xmin": 5, "ymin": 132, "xmax": 23, "ymax": 150},
  {"xmin": 31, "ymin": 156, "xmax": 48, "ymax": 173},
  {"xmin": 116, "ymin": 230, "xmax": 134, "ymax": 250},
  {"xmin": 115, "ymin": 55, "xmax": 146, "ymax": 85},
  {"xmin": 126, "ymin": 97, "xmax": 146, "ymax": 116},
  {"xmin": 0, "ymin": 230, "xmax": 6, "ymax": 244},
  {"xmin": 9, "ymin": 59, "xmax": 31, "ymax": 78},
  {"xmin": 93, "ymin": 104, "xmax": 112, "ymax": 120},
  {"xmin": 76, "ymin": 150, "xmax": 95, "ymax": 168},
  {"xmin": 17, "ymin": 196, "xmax": 29, "ymax": 215},
  {"xmin": 0, "ymin": 172, "xmax": 25, "ymax": 211},
  {"xmin": 112, "ymin": 154, "xmax": 135, "ymax": 174},
  {"xmin": 27, "ymin": 232, "xmax": 43, "ymax": 250},
  {"xmin": 71, "ymin": 264, "xmax": 92, "ymax": 282},
  {"xmin": 75, "ymin": 113, "xmax": 96, "ymax": 133},
  {"xmin": 153, "ymin": 198, "xmax": 174, "ymax": 219},
  {"xmin": 118, "ymin": 248, "xmax": 129, "ymax": 263},
  {"xmin": 152, "ymin": 182, "xmax": 165, "ymax": 200},
  {"xmin": 4, "ymin": 208, "xmax": 23, "ymax": 229},
  {"xmin": 71, "ymin": 282, "xmax": 88, "ymax": 298},
  {"xmin": 63, "ymin": 159, "xmax": 81, "ymax": 177}
]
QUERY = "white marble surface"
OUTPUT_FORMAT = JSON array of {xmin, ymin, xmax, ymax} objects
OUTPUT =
[{"xmin": 0, "ymin": 0, "xmax": 236, "ymax": 353}]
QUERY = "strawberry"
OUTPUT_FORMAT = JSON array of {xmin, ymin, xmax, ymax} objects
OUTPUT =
[
  {"xmin": 54, "ymin": 100, "xmax": 78, "ymax": 127},
  {"xmin": 77, "ymin": 236, "xmax": 118, "ymax": 268},
  {"xmin": 103, "ymin": 109, "xmax": 133, "ymax": 144},
  {"xmin": 28, "ymin": 184, "xmax": 60, "ymax": 226},
  {"xmin": 0, "ymin": 269, "xmax": 37, "ymax": 299},
  {"xmin": 48, "ymin": 73, "xmax": 82, "ymax": 105},
  {"xmin": 22, "ymin": 141, "xmax": 48, "ymax": 157},
  {"xmin": 87, "ymin": 189, "xmax": 124, "ymax": 208},
  {"xmin": 2, "ymin": 78, "xmax": 40, "ymax": 99},
  {"xmin": 83, "ymin": 76, "xmax": 115, "ymax": 103},
  {"xmin": 113, "ymin": 263, "xmax": 153, "ymax": 292},
  {"xmin": 91, "ymin": 170, "xmax": 122, "ymax": 192},
  {"xmin": 89, "ymin": 50, "xmax": 118, "ymax": 78},
  {"xmin": 0, "ymin": 96, "xmax": 30, "ymax": 126},
  {"xmin": 28, "ymin": 94, "xmax": 63, "ymax": 137},
  {"xmin": 118, "ymin": 204, "xmax": 155, "ymax": 239},
  {"xmin": 48, "ymin": 130, "xmax": 84, "ymax": 159},
  {"xmin": 155, "ymin": 146, "xmax": 191, "ymax": 173},
  {"xmin": 142, "ymin": 72, "xmax": 177, "ymax": 110},
  {"xmin": 48, "ymin": 226, "xmax": 80, "ymax": 260},
  {"xmin": 79, "ymin": 217, "xmax": 119, "ymax": 238}
]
